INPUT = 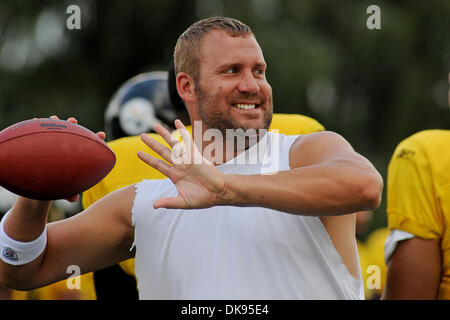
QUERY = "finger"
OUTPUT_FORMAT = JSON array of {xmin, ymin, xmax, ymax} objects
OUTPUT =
[
  {"xmin": 154, "ymin": 124, "xmax": 179, "ymax": 148},
  {"xmin": 96, "ymin": 131, "xmax": 106, "ymax": 141},
  {"xmin": 140, "ymin": 134, "xmax": 173, "ymax": 163},
  {"xmin": 65, "ymin": 194, "xmax": 79, "ymax": 202},
  {"xmin": 153, "ymin": 196, "xmax": 190, "ymax": 210},
  {"xmin": 137, "ymin": 151, "xmax": 171, "ymax": 176},
  {"xmin": 174, "ymin": 119, "xmax": 204, "ymax": 163},
  {"xmin": 174, "ymin": 119, "xmax": 186, "ymax": 130},
  {"xmin": 50, "ymin": 115, "xmax": 59, "ymax": 120},
  {"xmin": 174, "ymin": 120, "xmax": 194, "ymax": 150},
  {"xmin": 66, "ymin": 117, "xmax": 78, "ymax": 124}
]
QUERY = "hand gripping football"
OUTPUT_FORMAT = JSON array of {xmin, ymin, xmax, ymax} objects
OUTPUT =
[{"xmin": 0, "ymin": 118, "xmax": 116, "ymax": 200}]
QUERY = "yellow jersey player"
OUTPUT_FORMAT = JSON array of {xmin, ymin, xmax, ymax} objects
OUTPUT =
[
  {"xmin": 383, "ymin": 73, "xmax": 450, "ymax": 299},
  {"xmin": 83, "ymin": 70, "xmax": 180, "ymax": 300},
  {"xmin": 384, "ymin": 130, "xmax": 450, "ymax": 299}
]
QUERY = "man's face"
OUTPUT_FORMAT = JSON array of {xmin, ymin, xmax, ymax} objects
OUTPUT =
[{"xmin": 193, "ymin": 30, "xmax": 273, "ymax": 135}]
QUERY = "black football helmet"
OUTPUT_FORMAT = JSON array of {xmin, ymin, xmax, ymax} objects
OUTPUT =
[{"xmin": 104, "ymin": 71, "xmax": 177, "ymax": 140}]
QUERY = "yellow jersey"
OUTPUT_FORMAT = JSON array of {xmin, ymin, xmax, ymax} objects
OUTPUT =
[
  {"xmin": 81, "ymin": 113, "xmax": 325, "ymax": 299},
  {"xmin": 387, "ymin": 130, "xmax": 450, "ymax": 299},
  {"xmin": 357, "ymin": 227, "xmax": 389, "ymax": 299}
]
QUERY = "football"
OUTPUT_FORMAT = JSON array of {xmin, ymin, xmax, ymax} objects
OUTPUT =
[{"xmin": 0, "ymin": 118, "xmax": 116, "ymax": 200}]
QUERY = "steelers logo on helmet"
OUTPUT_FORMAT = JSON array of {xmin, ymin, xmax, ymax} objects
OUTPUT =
[
  {"xmin": 119, "ymin": 97, "xmax": 158, "ymax": 136},
  {"xmin": 105, "ymin": 71, "xmax": 177, "ymax": 140}
]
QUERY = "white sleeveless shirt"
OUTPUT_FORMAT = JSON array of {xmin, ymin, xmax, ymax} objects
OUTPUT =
[{"xmin": 131, "ymin": 132, "xmax": 364, "ymax": 299}]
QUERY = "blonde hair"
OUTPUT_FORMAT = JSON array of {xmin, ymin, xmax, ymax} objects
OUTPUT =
[{"xmin": 174, "ymin": 17, "xmax": 253, "ymax": 84}]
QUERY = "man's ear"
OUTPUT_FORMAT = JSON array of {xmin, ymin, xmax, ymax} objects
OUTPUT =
[{"xmin": 176, "ymin": 72, "xmax": 196, "ymax": 103}]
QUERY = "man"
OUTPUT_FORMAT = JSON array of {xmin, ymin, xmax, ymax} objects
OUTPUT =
[
  {"xmin": 83, "ymin": 74, "xmax": 325, "ymax": 300},
  {"xmin": 383, "ymin": 72, "xmax": 450, "ymax": 299},
  {"xmin": 0, "ymin": 17, "xmax": 382, "ymax": 299}
]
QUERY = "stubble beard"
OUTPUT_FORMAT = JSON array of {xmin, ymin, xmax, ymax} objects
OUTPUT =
[{"xmin": 195, "ymin": 84, "xmax": 273, "ymax": 142}]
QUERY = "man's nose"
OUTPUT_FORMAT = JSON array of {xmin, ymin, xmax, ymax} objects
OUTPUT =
[{"xmin": 237, "ymin": 71, "xmax": 260, "ymax": 94}]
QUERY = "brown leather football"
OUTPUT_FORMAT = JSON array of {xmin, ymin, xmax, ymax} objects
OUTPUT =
[{"xmin": 0, "ymin": 118, "xmax": 115, "ymax": 200}]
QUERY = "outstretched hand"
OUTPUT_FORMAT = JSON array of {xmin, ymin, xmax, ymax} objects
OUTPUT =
[{"xmin": 137, "ymin": 120, "xmax": 229, "ymax": 210}]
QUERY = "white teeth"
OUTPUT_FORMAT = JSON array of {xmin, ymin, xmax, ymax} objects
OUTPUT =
[{"xmin": 235, "ymin": 104, "xmax": 256, "ymax": 110}]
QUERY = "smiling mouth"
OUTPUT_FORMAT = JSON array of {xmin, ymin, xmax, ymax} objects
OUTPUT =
[{"xmin": 232, "ymin": 103, "xmax": 261, "ymax": 110}]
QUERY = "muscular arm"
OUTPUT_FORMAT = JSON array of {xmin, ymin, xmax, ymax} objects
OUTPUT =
[
  {"xmin": 223, "ymin": 131, "xmax": 383, "ymax": 216},
  {"xmin": 383, "ymin": 237, "xmax": 441, "ymax": 299},
  {"xmin": 0, "ymin": 185, "xmax": 135, "ymax": 291}
]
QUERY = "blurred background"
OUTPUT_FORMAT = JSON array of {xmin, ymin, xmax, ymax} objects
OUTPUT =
[{"xmin": 0, "ymin": 0, "xmax": 449, "ymax": 298}]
